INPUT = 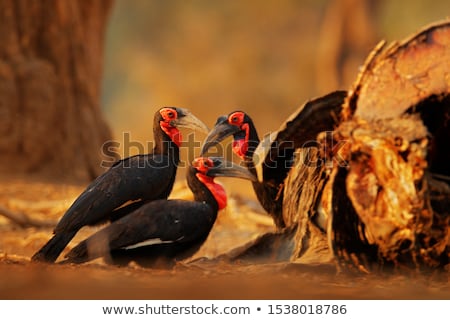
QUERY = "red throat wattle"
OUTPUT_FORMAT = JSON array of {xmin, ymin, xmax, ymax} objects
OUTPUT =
[
  {"xmin": 232, "ymin": 123, "xmax": 250, "ymax": 158},
  {"xmin": 160, "ymin": 121, "xmax": 182, "ymax": 147},
  {"xmin": 196, "ymin": 173, "xmax": 227, "ymax": 210},
  {"xmin": 232, "ymin": 138, "xmax": 248, "ymax": 158}
]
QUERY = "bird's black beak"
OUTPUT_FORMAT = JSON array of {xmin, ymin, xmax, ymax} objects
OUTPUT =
[
  {"xmin": 172, "ymin": 108, "xmax": 209, "ymax": 134},
  {"xmin": 205, "ymin": 157, "xmax": 257, "ymax": 182},
  {"xmin": 201, "ymin": 117, "xmax": 241, "ymax": 155}
]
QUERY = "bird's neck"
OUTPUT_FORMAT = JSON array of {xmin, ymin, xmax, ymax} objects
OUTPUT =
[
  {"xmin": 153, "ymin": 127, "xmax": 180, "ymax": 164},
  {"xmin": 187, "ymin": 168, "xmax": 224, "ymax": 212},
  {"xmin": 241, "ymin": 123, "xmax": 260, "ymax": 168}
]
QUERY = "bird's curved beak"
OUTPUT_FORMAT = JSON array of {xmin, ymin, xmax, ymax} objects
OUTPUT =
[
  {"xmin": 173, "ymin": 109, "xmax": 209, "ymax": 134},
  {"xmin": 201, "ymin": 118, "xmax": 241, "ymax": 155},
  {"xmin": 205, "ymin": 157, "xmax": 257, "ymax": 182}
]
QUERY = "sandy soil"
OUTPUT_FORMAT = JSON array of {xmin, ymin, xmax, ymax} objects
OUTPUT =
[{"xmin": 0, "ymin": 176, "xmax": 449, "ymax": 300}]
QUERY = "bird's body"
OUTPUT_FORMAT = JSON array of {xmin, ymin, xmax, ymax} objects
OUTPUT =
[
  {"xmin": 65, "ymin": 199, "xmax": 216, "ymax": 268},
  {"xmin": 63, "ymin": 157, "xmax": 256, "ymax": 268},
  {"xmin": 57, "ymin": 153, "xmax": 178, "ymax": 231},
  {"xmin": 32, "ymin": 107, "xmax": 208, "ymax": 263}
]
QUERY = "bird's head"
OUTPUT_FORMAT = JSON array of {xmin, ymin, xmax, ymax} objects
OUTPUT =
[
  {"xmin": 157, "ymin": 107, "xmax": 209, "ymax": 147},
  {"xmin": 201, "ymin": 111, "xmax": 257, "ymax": 159},
  {"xmin": 191, "ymin": 156, "xmax": 256, "ymax": 210}
]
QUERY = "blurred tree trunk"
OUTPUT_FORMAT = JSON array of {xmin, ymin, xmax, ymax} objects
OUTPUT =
[
  {"xmin": 0, "ymin": 0, "xmax": 114, "ymax": 181},
  {"xmin": 316, "ymin": 0, "xmax": 379, "ymax": 94}
]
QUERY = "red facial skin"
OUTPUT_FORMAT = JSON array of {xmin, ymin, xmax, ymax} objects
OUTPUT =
[
  {"xmin": 159, "ymin": 108, "xmax": 182, "ymax": 147},
  {"xmin": 228, "ymin": 112, "xmax": 249, "ymax": 158},
  {"xmin": 193, "ymin": 158, "xmax": 227, "ymax": 210}
]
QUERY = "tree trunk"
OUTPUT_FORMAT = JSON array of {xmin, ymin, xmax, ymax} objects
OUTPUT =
[{"xmin": 0, "ymin": 0, "xmax": 114, "ymax": 181}]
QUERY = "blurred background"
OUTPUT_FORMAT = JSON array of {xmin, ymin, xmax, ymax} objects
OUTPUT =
[
  {"xmin": 101, "ymin": 0, "xmax": 448, "ymax": 150},
  {"xmin": 99, "ymin": 0, "xmax": 448, "ymax": 194}
]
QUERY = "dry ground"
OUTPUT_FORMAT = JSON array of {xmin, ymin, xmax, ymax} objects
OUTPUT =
[{"xmin": 0, "ymin": 175, "xmax": 449, "ymax": 300}]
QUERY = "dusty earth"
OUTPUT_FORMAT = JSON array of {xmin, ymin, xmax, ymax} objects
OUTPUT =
[{"xmin": 0, "ymin": 175, "xmax": 449, "ymax": 300}]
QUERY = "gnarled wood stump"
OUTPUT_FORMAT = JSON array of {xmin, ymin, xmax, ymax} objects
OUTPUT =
[{"xmin": 326, "ymin": 20, "xmax": 450, "ymax": 273}]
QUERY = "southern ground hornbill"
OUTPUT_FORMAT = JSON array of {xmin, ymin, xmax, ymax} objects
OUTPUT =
[
  {"xmin": 201, "ymin": 91, "xmax": 347, "ymax": 230},
  {"xmin": 62, "ymin": 157, "xmax": 256, "ymax": 268},
  {"xmin": 200, "ymin": 91, "xmax": 347, "ymax": 263},
  {"xmin": 32, "ymin": 107, "xmax": 208, "ymax": 263}
]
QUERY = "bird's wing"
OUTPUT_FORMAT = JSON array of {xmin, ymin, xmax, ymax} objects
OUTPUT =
[
  {"xmin": 54, "ymin": 154, "xmax": 176, "ymax": 232},
  {"xmin": 65, "ymin": 200, "xmax": 213, "ymax": 261},
  {"xmin": 253, "ymin": 90, "xmax": 347, "ymax": 182}
]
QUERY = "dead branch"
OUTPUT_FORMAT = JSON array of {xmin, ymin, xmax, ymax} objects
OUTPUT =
[{"xmin": 0, "ymin": 204, "xmax": 55, "ymax": 229}]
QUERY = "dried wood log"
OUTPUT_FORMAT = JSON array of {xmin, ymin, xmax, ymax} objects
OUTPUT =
[{"xmin": 326, "ymin": 20, "xmax": 450, "ymax": 273}]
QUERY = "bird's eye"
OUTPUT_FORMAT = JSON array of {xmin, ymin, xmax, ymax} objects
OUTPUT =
[
  {"xmin": 228, "ymin": 111, "xmax": 245, "ymax": 125},
  {"xmin": 159, "ymin": 108, "xmax": 178, "ymax": 120}
]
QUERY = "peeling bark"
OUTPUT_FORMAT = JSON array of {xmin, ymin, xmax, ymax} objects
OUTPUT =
[{"xmin": 327, "ymin": 20, "xmax": 450, "ymax": 272}]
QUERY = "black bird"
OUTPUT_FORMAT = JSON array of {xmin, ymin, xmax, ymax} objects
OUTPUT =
[
  {"xmin": 32, "ymin": 107, "xmax": 208, "ymax": 263},
  {"xmin": 201, "ymin": 111, "xmax": 286, "ymax": 228},
  {"xmin": 201, "ymin": 91, "xmax": 347, "ymax": 229},
  {"xmin": 62, "ymin": 157, "xmax": 256, "ymax": 268}
]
